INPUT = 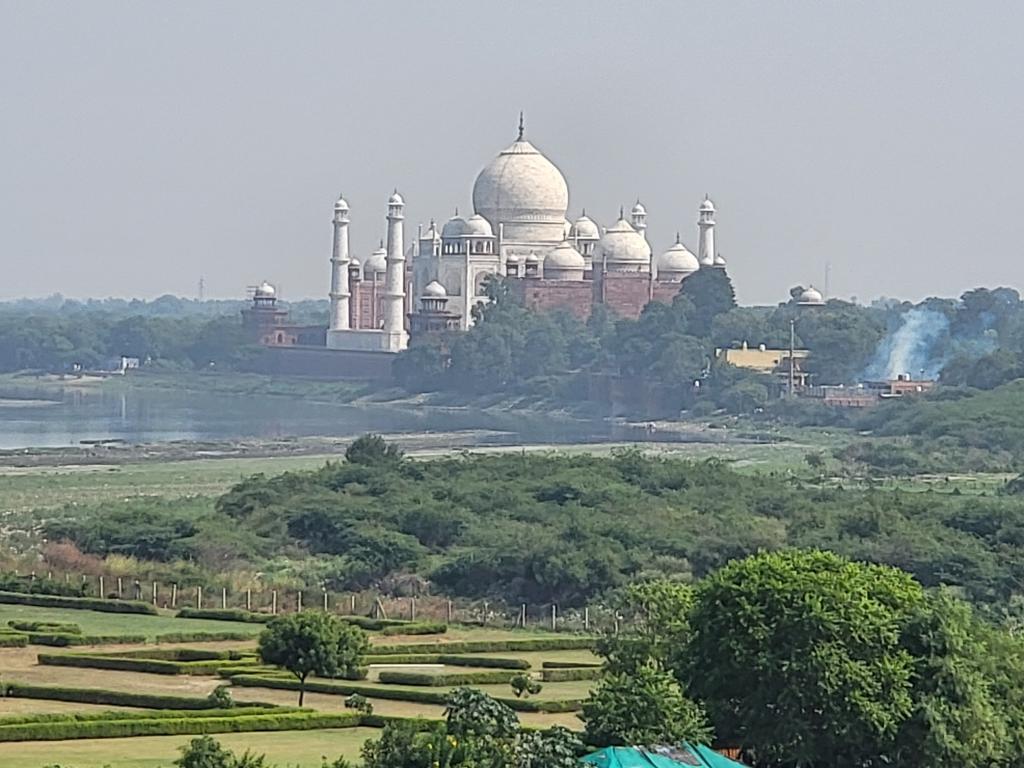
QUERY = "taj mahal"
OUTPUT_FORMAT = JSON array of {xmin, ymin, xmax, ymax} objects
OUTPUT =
[{"xmin": 246, "ymin": 118, "xmax": 727, "ymax": 358}]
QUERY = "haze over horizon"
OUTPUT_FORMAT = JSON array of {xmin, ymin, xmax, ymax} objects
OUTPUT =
[{"xmin": 2, "ymin": 1, "xmax": 1022, "ymax": 306}]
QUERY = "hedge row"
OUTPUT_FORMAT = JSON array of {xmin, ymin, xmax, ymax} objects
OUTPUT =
[
  {"xmin": 0, "ymin": 707, "xmax": 278, "ymax": 728},
  {"xmin": 37, "ymin": 652, "xmax": 260, "ymax": 676},
  {"xmin": 541, "ymin": 661, "xmax": 602, "ymax": 669},
  {"xmin": 377, "ymin": 670, "xmax": 517, "ymax": 687},
  {"xmin": 176, "ymin": 608, "xmax": 269, "ymax": 623},
  {"xmin": 8, "ymin": 620, "xmax": 81, "ymax": 634},
  {"xmin": 155, "ymin": 631, "xmax": 256, "ymax": 643},
  {"xmin": 0, "ymin": 633, "xmax": 27, "ymax": 647},
  {"xmin": 379, "ymin": 622, "xmax": 447, "ymax": 636},
  {"xmin": 23, "ymin": 632, "xmax": 147, "ymax": 647},
  {"xmin": 370, "ymin": 637, "xmax": 595, "ymax": 655},
  {"xmin": 112, "ymin": 648, "xmax": 250, "ymax": 662},
  {"xmin": 0, "ymin": 590, "xmax": 157, "ymax": 615},
  {"xmin": 0, "ymin": 710, "xmax": 361, "ymax": 742},
  {"xmin": 439, "ymin": 655, "xmax": 530, "ymax": 670},
  {"xmin": 540, "ymin": 667, "xmax": 603, "ymax": 682},
  {"xmin": 2, "ymin": 682, "xmax": 277, "ymax": 711},
  {"xmin": 229, "ymin": 674, "xmax": 583, "ymax": 713},
  {"xmin": 340, "ymin": 616, "xmax": 410, "ymax": 630}
]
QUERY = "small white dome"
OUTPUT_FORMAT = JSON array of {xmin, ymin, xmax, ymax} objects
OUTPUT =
[
  {"xmin": 570, "ymin": 213, "xmax": 600, "ymax": 240},
  {"xmin": 714, "ymin": 253, "xmax": 727, "ymax": 266},
  {"xmin": 525, "ymin": 252, "xmax": 540, "ymax": 265},
  {"xmin": 700, "ymin": 196, "xmax": 715, "ymax": 212},
  {"xmin": 632, "ymin": 201, "xmax": 647, "ymax": 216},
  {"xmin": 255, "ymin": 281, "xmax": 276, "ymax": 298},
  {"xmin": 798, "ymin": 286, "xmax": 825, "ymax": 305},
  {"xmin": 364, "ymin": 245, "xmax": 387, "ymax": 275},
  {"xmin": 348, "ymin": 257, "xmax": 361, "ymax": 267},
  {"xmin": 334, "ymin": 195, "xmax": 349, "ymax": 211},
  {"xmin": 545, "ymin": 241, "xmax": 586, "ymax": 270},
  {"xmin": 593, "ymin": 217, "xmax": 651, "ymax": 271},
  {"xmin": 423, "ymin": 280, "xmax": 447, "ymax": 298},
  {"xmin": 442, "ymin": 215, "xmax": 468, "ymax": 239},
  {"xmin": 655, "ymin": 240, "xmax": 700, "ymax": 278},
  {"xmin": 389, "ymin": 191, "xmax": 404, "ymax": 206},
  {"xmin": 505, "ymin": 253, "xmax": 521, "ymax": 264},
  {"xmin": 463, "ymin": 214, "xmax": 494, "ymax": 237}
]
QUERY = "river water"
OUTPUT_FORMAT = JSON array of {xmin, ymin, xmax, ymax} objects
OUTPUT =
[{"xmin": 0, "ymin": 388, "xmax": 648, "ymax": 450}]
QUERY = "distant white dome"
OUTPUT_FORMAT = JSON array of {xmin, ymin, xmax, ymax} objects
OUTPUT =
[
  {"xmin": 631, "ymin": 201, "xmax": 647, "ymax": 216},
  {"xmin": 505, "ymin": 253, "xmax": 521, "ymax": 264},
  {"xmin": 700, "ymin": 196, "xmax": 715, "ymax": 213},
  {"xmin": 423, "ymin": 280, "xmax": 447, "ymax": 298},
  {"xmin": 389, "ymin": 191, "xmax": 404, "ymax": 206},
  {"xmin": 334, "ymin": 195, "xmax": 349, "ymax": 211},
  {"xmin": 364, "ymin": 245, "xmax": 387, "ymax": 275},
  {"xmin": 569, "ymin": 213, "xmax": 600, "ymax": 240},
  {"xmin": 441, "ymin": 215, "xmax": 468, "ymax": 239},
  {"xmin": 544, "ymin": 241, "xmax": 586, "ymax": 279},
  {"xmin": 472, "ymin": 137, "xmax": 569, "ymax": 237},
  {"xmin": 798, "ymin": 286, "xmax": 825, "ymax": 305},
  {"xmin": 593, "ymin": 217, "xmax": 651, "ymax": 271},
  {"xmin": 254, "ymin": 281, "xmax": 276, "ymax": 298},
  {"xmin": 525, "ymin": 252, "xmax": 540, "ymax": 265},
  {"xmin": 655, "ymin": 239, "xmax": 700, "ymax": 280},
  {"xmin": 348, "ymin": 257, "xmax": 361, "ymax": 267},
  {"xmin": 463, "ymin": 214, "xmax": 494, "ymax": 237}
]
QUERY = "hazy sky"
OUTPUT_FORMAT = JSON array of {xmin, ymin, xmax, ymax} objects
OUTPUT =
[{"xmin": 2, "ymin": 1, "xmax": 1022, "ymax": 305}]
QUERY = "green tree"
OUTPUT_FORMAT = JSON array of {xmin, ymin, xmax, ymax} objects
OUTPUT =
[
  {"xmin": 175, "ymin": 736, "xmax": 267, "ymax": 768},
  {"xmin": 514, "ymin": 727, "xmax": 581, "ymax": 768},
  {"xmin": 345, "ymin": 434, "xmax": 404, "ymax": 466},
  {"xmin": 257, "ymin": 611, "xmax": 368, "ymax": 705},
  {"xmin": 582, "ymin": 664, "xmax": 712, "ymax": 747},
  {"xmin": 685, "ymin": 550, "xmax": 925, "ymax": 766},
  {"xmin": 678, "ymin": 268, "xmax": 737, "ymax": 336}
]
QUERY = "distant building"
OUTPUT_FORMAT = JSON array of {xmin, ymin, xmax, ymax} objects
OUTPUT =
[{"xmin": 717, "ymin": 343, "xmax": 811, "ymax": 390}]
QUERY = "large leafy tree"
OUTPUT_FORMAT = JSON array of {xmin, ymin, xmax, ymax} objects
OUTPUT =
[
  {"xmin": 257, "ymin": 612, "xmax": 368, "ymax": 705},
  {"xmin": 685, "ymin": 550, "xmax": 925, "ymax": 766},
  {"xmin": 678, "ymin": 268, "xmax": 736, "ymax": 337}
]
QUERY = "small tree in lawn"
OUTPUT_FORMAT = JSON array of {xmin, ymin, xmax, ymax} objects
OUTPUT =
[{"xmin": 258, "ymin": 611, "xmax": 368, "ymax": 706}]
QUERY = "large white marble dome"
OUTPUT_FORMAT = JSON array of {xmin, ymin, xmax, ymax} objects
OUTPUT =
[{"xmin": 472, "ymin": 137, "xmax": 569, "ymax": 244}]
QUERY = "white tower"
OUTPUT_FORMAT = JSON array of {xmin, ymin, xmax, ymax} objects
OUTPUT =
[
  {"xmin": 382, "ymin": 191, "xmax": 408, "ymax": 349},
  {"xmin": 329, "ymin": 194, "xmax": 351, "ymax": 331},
  {"xmin": 697, "ymin": 195, "xmax": 716, "ymax": 267},
  {"xmin": 630, "ymin": 200, "xmax": 647, "ymax": 236}
]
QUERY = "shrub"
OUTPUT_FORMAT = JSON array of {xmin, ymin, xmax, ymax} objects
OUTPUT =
[
  {"xmin": 157, "ymin": 631, "xmax": 255, "ymax": 643},
  {"xmin": 344, "ymin": 693, "xmax": 374, "ymax": 715},
  {"xmin": 0, "ymin": 634, "xmax": 28, "ymax": 648},
  {"xmin": 438, "ymin": 655, "xmax": 530, "ymax": 670},
  {"xmin": 37, "ymin": 652, "xmax": 259, "ymax": 676},
  {"xmin": 377, "ymin": 670, "xmax": 518, "ymax": 687},
  {"xmin": 540, "ymin": 667, "xmax": 602, "ymax": 682},
  {"xmin": 541, "ymin": 661, "xmax": 602, "ymax": 669},
  {"xmin": 0, "ymin": 590, "xmax": 156, "ymax": 614},
  {"xmin": 207, "ymin": 686, "xmax": 234, "ymax": 709},
  {"xmin": 370, "ymin": 638, "xmax": 595, "ymax": 655},
  {"xmin": 176, "ymin": 608, "xmax": 269, "ymax": 624},
  {"xmin": 510, "ymin": 673, "xmax": 543, "ymax": 698},
  {"xmin": 7, "ymin": 620, "xmax": 81, "ymax": 634},
  {"xmin": 379, "ymin": 622, "xmax": 447, "ymax": 636},
  {"xmin": 23, "ymin": 632, "xmax": 147, "ymax": 647},
  {"xmin": 339, "ymin": 616, "xmax": 410, "ymax": 631},
  {"xmin": 3, "ymin": 683, "xmax": 276, "ymax": 710}
]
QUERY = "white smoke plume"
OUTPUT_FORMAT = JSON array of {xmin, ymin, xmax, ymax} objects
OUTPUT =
[{"xmin": 862, "ymin": 308, "xmax": 949, "ymax": 381}]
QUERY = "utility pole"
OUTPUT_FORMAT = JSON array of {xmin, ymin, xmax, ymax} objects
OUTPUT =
[{"xmin": 789, "ymin": 318, "xmax": 796, "ymax": 397}]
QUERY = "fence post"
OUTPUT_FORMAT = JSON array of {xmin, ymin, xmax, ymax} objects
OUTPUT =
[
  {"xmin": 584, "ymin": 606, "xmax": 590, "ymax": 632},
  {"xmin": 446, "ymin": 600, "xmax": 453, "ymax": 624},
  {"xmin": 323, "ymin": 589, "xmax": 328, "ymax": 612},
  {"xmin": 98, "ymin": 575, "xmax": 104, "ymax": 598},
  {"xmin": 521, "ymin": 603, "xmax": 527, "ymax": 628},
  {"xmin": 221, "ymin": 588, "xmax": 227, "ymax": 610},
  {"xmin": 410, "ymin": 597, "xmax": 416, "ymax": 621},
  {"xmin": 272, "ymin": 590, "xmax": 278, "ymax": 615},
  {"xmin": 117, "ymin": 577, "xmax": 123, "ymax": 597},
  {"xmin": 152, "ymin": 581, "xmax": 158, "ymax": 606},
  {"xmin": 171, "ymin": 583, "xmax": 177, "ymax": 608},
  {"xmin": 197, "ymin": 586, "xmax": 203, "ymax": 609},
  {"xmin": 246, "ymin": 589, "xmax": 252, "ymax": 612},
  {"xmin": 350, "ymin": 594, "xmax": 356, "ymax": 614},
  {"xmin": 551, "ymin": 604, "xmax": 557, "ymax": 631},
  {"xmin": 297, "ymin": 591, "xmax": 303, "ymax": 612},
  {"xmin": 483, "ymin": 601, "xmax": 489, "ymax": 625}
]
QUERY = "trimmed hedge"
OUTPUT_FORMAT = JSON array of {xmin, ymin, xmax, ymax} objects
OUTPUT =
[
  {"xmin": 8, "ymin": 620, "xmax": 81, "ymax": 634},
  {"xmin": 340, "ymin": 616, "xmax": 410, "ymax": 631},
  {"xmin": 0, "ymin": 590, "xmax": 156, "ymax": 615},
  {"xmin": 0, "ymin": 707, "xmax": 273, "ymax": 728},
  {"xmin": 380, "ymin": 622, "xmax": 448, "ymax": 636},
  {"xmin": 541, "ymin": 661, "xmax": 602, "ymax": 669},
  {"xmin": 24, "ymin": 632, "xmax": 147, "ymax": 647},
  {"xmin": 0, "ymin": 633, "xmax": 28, "ymax": 648},
  {"xmin": 439, "ymin": 655, "xmax": 530, "ymax": 670},
  {"xmin": 377, "ymin": 670, "xmax": 517, "ymax": 687},
  {"xmin": 37, "ymin": 652, "xmax": 260, "ymax": 676},
  {"xmin": 540, "ymin": 667, "xmax": 602, "ymax": 682},
  {"xmin": 155, "ymin": 631, "xmax": 256, "ymax": 643},
  {"xmin": 176, "ymin": 607, "xmax": 269, "ymax": 623},
  {"xmin": 2, "ymin": 682, "xmax": 277, "ymax": 711},
  {"xmin": 370, "ymin": 637, "xmax": 595, "ymax": 655},
  {"xmin": 0, "ymin": 710, "xmax": 361, "ymax": 742},
  {"xmin": 229, "ymin": 674, "xmax": 583, "ymax": 713}
]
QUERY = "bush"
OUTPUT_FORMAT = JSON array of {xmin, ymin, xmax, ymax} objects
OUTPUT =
[
  {"xmin": 0, "ymin": 573, "xmax": 85, "ymax": 597},
  {"xmin": 0, "ymin": 634, "xmax": 28, "ymax": 648},
  {"xmin": 339, "ymin": 616, "xmax": 411, "ymax": 631},
  {"xmin": 377, "ymin": 670, "xmax": 517, "ymax": 687},
  {"xmin": 541, "ymin": 661, "xmax": 602, "ymax": 669},
  {"xmin": 370, "ymin": 638, "xmax": 595, "ymax": 655},
  {"xmin": 37, "ymin": 652, "xmax": 259, "ymax": 676},
  {"xmin": 176, "ymin": 608, "xmax": 269, "ymax": 624},
  {"xmin": 156, "ymin": 631, "xmax": 255, "ymax": 643},
  {"xmin": 379, "ymin": 622, "xmax": 448, "ymax": 636},
  {"xmin": 0, "ymin": 590, "xmax": 156, "ymax": 614},
  {"xmin": 3, "ymin": 683, "xmax": 276, "ymax": 710},
  {"xmin": 228, "ymin": 675, "xmax": 583, "ymax": 713},
  {"xmin": 540, "ymin": 667, "xmax": 602, "ymax": 682},
  {"xmin": 438, "ymin": 655, "xmax": 530, "ymax": 670},
  {"xmin": 344, "ymin": 693, "xmax": 374, "ymax": 715},
  {"xmin": 23, "ymin": 632, "xmax": 147, "ymax": 647},
  {"xmin": 510, "ymin": 672, "xmax": 542, "ymax": 698},
  {"xmin": 207, "ymin": 686, "xmax": 234, "ymax": 709},
  {"xmin": 7, "ymin": 620, "xmax": 81, "ymax": 634}
]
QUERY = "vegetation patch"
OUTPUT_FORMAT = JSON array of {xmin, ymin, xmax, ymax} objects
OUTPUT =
[
  {"xmin": 540, "ymin": 667, "xmax": 602, "ymax": 682},
  {"xmin": 0, "ymin": 590, "xmax": 156, "ymax": 615},
  {"xmin": 1, "ymin": 682, "xmax": 275, "ymax": 711},
  {"xmin": 377, "ymin": 670, "xmax": 518, "ymax": 687}
]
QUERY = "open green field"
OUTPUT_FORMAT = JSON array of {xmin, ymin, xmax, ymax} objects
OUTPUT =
[
  {"xmin": 0, "ymin": 604, "xmax": 263, "ymax": 640},
  {"xmin": 0, "ymin": 726, "xmax": 379, "ymax": 768}
]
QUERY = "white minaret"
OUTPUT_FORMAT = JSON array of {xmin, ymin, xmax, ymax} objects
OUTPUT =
[
  {"xmin": 630, "ymin": 200, "xmax": 647, "ymax": 235},
  {"xmin": 697, "ymin": 195, "xmax": 716, "ymax": 267},
  {"xmin": 382, "ymin": 191, "xmax": 408, "ymax": 349},
  {"xmin": 329, "ymin": 194, "xmax": 351, "ymax": 330}
]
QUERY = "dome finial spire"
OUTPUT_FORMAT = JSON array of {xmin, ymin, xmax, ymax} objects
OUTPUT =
[
  {"xmin": 517, "ymin": 111, "xmax": 524, "ymax": 141},
  {"xmin": 619, "ymin": 205, "xmax": 624, "ymax": 219}
]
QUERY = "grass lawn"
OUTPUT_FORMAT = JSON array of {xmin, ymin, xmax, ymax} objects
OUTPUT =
[
  {"xmin": 0, "ymin": 603, "xmax": 263, "ymax": 640},
  {"xmin": 0, "ymin": 726, "xmax": 379, "ymax": 768}
]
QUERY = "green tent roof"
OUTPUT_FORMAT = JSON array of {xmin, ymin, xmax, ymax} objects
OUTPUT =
[{"xmin": 581, "ymin": 745, "xmax": 746, "ymax": 768}]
